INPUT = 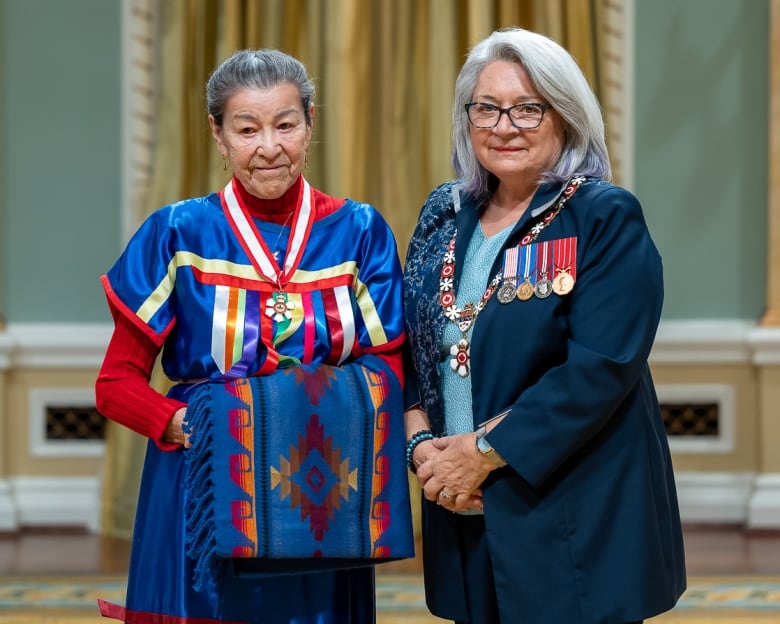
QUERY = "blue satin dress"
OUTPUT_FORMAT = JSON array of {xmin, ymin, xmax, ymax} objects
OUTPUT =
[{"xmin": 99, "ymin": 178, "xmax": 405, "ymax": 623}]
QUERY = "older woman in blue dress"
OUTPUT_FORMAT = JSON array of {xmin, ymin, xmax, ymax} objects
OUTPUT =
[{"xmin": 96, "ymin": 49, "xmax": 411, "ymax": 623}]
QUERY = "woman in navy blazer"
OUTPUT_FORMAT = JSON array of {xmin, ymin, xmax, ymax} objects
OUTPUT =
[{"xmin": 403, "ymin": 28, "xmax": 686, "ymax": 624}]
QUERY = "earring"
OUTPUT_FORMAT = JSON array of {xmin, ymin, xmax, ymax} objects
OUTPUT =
[{"xmin": 222, "ymin": 157, "xmax": 227, "ymax": 172}]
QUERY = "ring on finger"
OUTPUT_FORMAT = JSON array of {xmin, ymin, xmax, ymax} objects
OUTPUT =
[{"xmin": 439, "ymin": 490, "xmax": 452, "ymax": 500}]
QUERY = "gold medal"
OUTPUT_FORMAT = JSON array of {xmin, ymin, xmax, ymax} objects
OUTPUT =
[
  {"xmin": 552, "ymin": 236, "xmax": 577, "ymax": 296},
  {"xmin": 552, "ymin": 270, "xmax": 574, "ymax": 295},
  {"xmin": 517, "ymin": 279, "xmax": 534, "ymax": 301}
]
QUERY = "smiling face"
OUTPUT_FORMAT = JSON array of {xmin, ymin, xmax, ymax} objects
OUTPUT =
[
  {"xmin": 469, "ymin": 60, "xmax": 566, "ymax": 186},
  {"xmin": 209, "ymin": 83, "xmax": 313, "ymax": 200}
]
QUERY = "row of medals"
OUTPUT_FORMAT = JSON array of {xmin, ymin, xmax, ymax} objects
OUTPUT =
[{"xmin": 495, "ymin": 268, "xmax": 574, "ymax": 304}]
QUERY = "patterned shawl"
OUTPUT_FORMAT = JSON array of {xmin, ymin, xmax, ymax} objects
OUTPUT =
[
  {"xmin": 403, "ymin": 181, "xmax": 460, "ymax": 434},
  {"xmin": 183, "ymin": 355, "xmax": 413, "ymax": 595}
]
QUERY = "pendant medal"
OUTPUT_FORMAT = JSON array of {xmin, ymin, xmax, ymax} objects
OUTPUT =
[
  {"xmin": 450, "ymin": 338, "xmax": 471, "ymax": 378},
  {"xmin": 517, "ymin": 279, "xmax": 535, "ymax": 301},
  {"xmin": 552, "ymin": 236, "xmax": 577, "ymax": 295},
  {"xmin": 553, "ymin": 270, "xmax": 574, "ymax": 295},
  {"xmin": 497, "ymin": 281, "xmax": 517, "ymax": 304},
  {"xmin": 535, "ymin": 276, "xmax": 553, "ymax": 299},
  {"xmin": 265, "ymin": 291, "xmax": 295, "ymax": 322},
  {"xmin": 457, "ymin": 303, "xmax": 477, "ymax": 333}
]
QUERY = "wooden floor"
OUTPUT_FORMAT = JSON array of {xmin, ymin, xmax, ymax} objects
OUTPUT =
[{"xmin": 1, "ymin": 523, "xmax": 780, "ymax": 576}]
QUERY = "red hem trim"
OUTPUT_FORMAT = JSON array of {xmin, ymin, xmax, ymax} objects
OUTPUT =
[{"xmin": 98, "ymin": 599, "xmax": 249, "ymax": 624}]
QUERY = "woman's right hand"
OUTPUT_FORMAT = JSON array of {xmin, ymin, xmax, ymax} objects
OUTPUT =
[
  {"xmin": 412, "ymin": 438, "xmax": 439, "ymax": 485},
  {"xmin": 162, "ymin": 407, "xmax": 191, "ymax": 448}
]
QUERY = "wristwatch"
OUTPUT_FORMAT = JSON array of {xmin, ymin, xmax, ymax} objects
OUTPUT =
[{"xmin": 475, "ymin": 426, "xmax": 507, "ymax": 468}]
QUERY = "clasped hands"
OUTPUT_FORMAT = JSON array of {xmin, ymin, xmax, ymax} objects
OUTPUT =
[{"xmin": 413, "ymin": 432, "xmax": 493, "ymax": 513}]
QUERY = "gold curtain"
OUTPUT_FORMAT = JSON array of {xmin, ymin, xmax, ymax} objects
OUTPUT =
[{"xmin": 102, "ymin": 0, "xmax": 601, "ymax": 538}]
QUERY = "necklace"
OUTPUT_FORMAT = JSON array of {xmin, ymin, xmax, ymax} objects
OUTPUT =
[
  {"xmin": 271, "ymin": 210, "xmax": 296, "ymax": 261},
  {"xmin": 439, "ymin": 176, "xmax": 585, "ymax": 377},
  {"xmin": 439, "ymin": 238, "xmax": 502, "ymax": 378}
]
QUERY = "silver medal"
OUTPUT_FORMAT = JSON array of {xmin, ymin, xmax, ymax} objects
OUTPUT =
[
  {"xmin": 535, "ymin": 277, "xmax": 553, "ymax": 299},
  {"xmin": 496, "ymin": 282, "xmax": 516, "ymax": 304}
]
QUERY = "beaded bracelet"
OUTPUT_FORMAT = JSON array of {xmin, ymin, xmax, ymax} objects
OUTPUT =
[{"xmin": 406, "ymin": 429, "xmax": 435, "ymax": 473}]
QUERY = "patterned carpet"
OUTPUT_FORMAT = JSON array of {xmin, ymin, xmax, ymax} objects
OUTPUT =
[{"xmin": 0, "ymin": 574, "xmax": 779, "ymax": 623}]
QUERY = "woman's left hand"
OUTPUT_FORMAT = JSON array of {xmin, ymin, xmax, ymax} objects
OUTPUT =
[{"xmin": 417, "ymin": 433, "xmax": 491, "ymax": 512}]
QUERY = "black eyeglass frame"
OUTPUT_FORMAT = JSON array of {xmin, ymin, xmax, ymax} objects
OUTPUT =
[{"xmin": 465, "ymin": 102, "xmax": 553, "ymax": 130}]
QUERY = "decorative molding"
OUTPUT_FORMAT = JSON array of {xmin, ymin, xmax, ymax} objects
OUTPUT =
[
  {"xmin": 28, "ymin": 388, "xmax": 105, "ymax": 458},
  {"xmin": 747, "ymin": 473, "xmax": 780, "ymax": 528},
  {"xmin": 2, "ymin": 323, "xmax": 112, "ymax": 368},
  {"xmin": 1, "ymin": 472, "xmax": 770, "ymax": 532},
  {"xmin": 0, "ymin": 331, "xmax": 12, "ymax": 370},
  {"xmin": 650, "ymin": 320, "xmax": 780, "ymax": 365},
  {"xmin": 0, "ymin": 480, "xmax": 16, "ymax": 531},
  {"xmin": 8, "ymin": 476, "xmax": 101, "ymax": 533},
  {"xmin": 598, "ymin": 0, "xmax": 634, "ymax": 190},
  {"xmin": 0, "ymin": 472, "xmax": 773, "ymax": 531},
  {"xmin": 675, "ymin": 472, "xmax": 755, "ymax": 524},
  {"xmin": 121, "ymin": 0, "xmax": 157, "ymax": 242},
  {"xmin": 651, "ymin": 319, "xmax": 754, "ymax": 364},
  {"xmin": 746, "ymin": 326, "xmax": 780, "ymax": 365},
  {"xmin": 657, "ymin": 384, "xmax": 735, "ymax": 454}
]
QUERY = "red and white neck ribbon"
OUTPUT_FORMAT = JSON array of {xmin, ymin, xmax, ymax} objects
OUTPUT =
[{"xmin": 221, "ymin": 177, "xmax": 314, "ymax": 289}]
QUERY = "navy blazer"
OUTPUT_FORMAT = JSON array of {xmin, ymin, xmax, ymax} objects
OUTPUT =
[{"xmin": 403, "ymin": 179, "xmax": 686, "ymax": 623}]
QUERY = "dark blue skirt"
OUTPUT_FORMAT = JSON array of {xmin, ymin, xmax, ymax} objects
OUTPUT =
[{"xmin": 100, "ymin": 439, "xmax": 375, "ymax": 624}]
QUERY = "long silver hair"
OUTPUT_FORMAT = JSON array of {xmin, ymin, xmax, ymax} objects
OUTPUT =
[{"xmin": 452, "ymin": 28, "xmax": 611, "ymax": 204}]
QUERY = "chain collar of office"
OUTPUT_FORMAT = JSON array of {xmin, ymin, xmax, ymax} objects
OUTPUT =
[{"xmin": 439, "ymin": 176, "xmax": 585, "ymax": 377}]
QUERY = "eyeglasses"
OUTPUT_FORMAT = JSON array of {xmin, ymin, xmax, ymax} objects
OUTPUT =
[{"xmin": 465, "ymin": 101, "xmax": 553, "ymax": 130}]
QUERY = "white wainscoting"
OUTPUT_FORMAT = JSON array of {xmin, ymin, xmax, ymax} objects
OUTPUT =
[
  {"xmin": 3, "ymin": 476, "xmax": 102, "ymax": 532},
  {"xmin": 2, "ymin": 320, "xmax": 780, "ymax": 529},
  {"xmin": 674, "ymin": 472, "xmax": 756, "ymax": 524},
  {"xmin": 1, "ymin": 323, "xmax": 112, "ymax": 368},
  {"xmin": 0, "ymin": 323, "xmax": 110, "ymax": 531},
  {"xmin": 0, "ymin": 480, "xmax": 16, "ymax": 531},
  {"xmin": 748, "ymin": 474, "xmax": 780, "ymax": 528}
]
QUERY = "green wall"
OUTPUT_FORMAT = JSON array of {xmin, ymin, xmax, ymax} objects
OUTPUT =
[
  {"xmin": 635, "ymin": 0, "xmax": 769, "ymax": 319},
  {"xmin": 0, "ymin": 1, "xmax": 6, "ymax": 323},
  {"xmin": 0, "ymin": 0, "xmax": 120, "ymax": 323}
]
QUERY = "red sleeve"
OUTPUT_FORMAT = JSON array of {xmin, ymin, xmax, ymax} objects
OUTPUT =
[{"xmin": 95, "ymin": 307, "xmax": 186, "ymax": 451}]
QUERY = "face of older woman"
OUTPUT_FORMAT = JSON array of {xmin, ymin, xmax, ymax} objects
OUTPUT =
[
  {"xmin": 209, "ymin": 83, "xmax": 313, "ymax": 200},
  {"xmin": 469, "ymin": 60, "xmax": 565, "ymax": 186}
]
